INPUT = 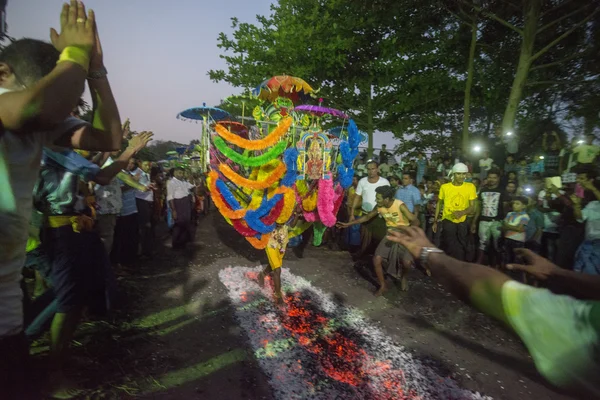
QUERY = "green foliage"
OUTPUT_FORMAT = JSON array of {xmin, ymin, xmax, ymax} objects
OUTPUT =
[{"xmin": 211, "ymin": 0, "xmax": 600, "ymax": 158}]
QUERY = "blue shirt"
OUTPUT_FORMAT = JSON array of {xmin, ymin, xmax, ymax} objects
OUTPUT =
[
  {"xmin": 33, "ymin": 149, "xmax": 100, "ymax": 215},
  {"xmin": 119, "ymin": 178, "xmax": 138, "ymax": 216},
  {"xmin": 394, "ymin": 184, "xmax": 422, "ymax": 212}
]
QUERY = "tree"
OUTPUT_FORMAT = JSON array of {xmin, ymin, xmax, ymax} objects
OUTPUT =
[
  {"xmin": 463, "ymin": 0, "xmax": 600, "ymax": 134},
  {"xmin": 209, "ymin": 0, "xmax": 462, "ymax": 157}
]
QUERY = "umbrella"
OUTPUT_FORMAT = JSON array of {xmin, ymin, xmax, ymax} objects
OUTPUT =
[
  {"xmin": 177, "ymin": 103, "xmax": 231, "ymax": 122},
  {"xmin": 295, "ymin": 105, "xmax": 348, "ymax": 119},
  {"xmin": 211, "ymin": 120, "xmax": 249, "ymax": 139},
  {"xmin": 329, "ymin": 126, "xmax": 368, "ymax": 144},
  {"xmin": 252, "ymin": 75, "xmax": 314, "ymax": 104}
]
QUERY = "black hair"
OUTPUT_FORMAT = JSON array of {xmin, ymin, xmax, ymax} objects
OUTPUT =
[
  {"xmin": 513, "ymin": 196, "xmax": 529, "ymax": 205},
  {"xmin": 366, "ymin": 160, "xmax": 379, "ymax": 168},
  {"xmin": 0, "ymin": 39, "xmax": 60, "ymax": 86},
  {"xmin": 487, "ymin": 168, "xmax": 501, "ymax": 178},
  {"xmin": 402, "ymin": 171, "xmax": 415, "ymax": 181},
  {"xmin": 472, "ymin": 177, "xmax": 481, "ymax": 183},
  {"xmin": 375, "ymin": 185, "xmax": 396, "ymax": 200},
  {"xmin": 388, "ymin": 175, "xmax": 399, "ymax": 182}
]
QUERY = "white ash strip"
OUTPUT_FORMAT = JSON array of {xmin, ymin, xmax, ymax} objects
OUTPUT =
[{"xmin": 219, "ymin": 266, "xmax": 492, "ymax": 400}]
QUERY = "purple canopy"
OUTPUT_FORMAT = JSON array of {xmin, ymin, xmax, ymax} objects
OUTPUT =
[{"xmin": 294, "ymin": 105, "xmax": 348, "ymax": 119}]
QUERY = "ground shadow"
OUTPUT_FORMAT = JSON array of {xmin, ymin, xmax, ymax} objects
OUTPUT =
[
  {"xmin": 403, "ymin": 314, "xmax": 579, "ymax": 397},
  {"xmin": 212, "ymin": 212, "xmax": 267, "ymax": 264}
]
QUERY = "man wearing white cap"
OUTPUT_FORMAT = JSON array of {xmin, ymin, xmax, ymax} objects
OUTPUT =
[{"xmin": 432, "ymin": 163, "xmax": 477, "ymax": 260}]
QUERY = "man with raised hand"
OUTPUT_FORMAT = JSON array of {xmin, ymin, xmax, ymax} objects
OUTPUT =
[
  {"xmin": 0, "ymin": 2, "xmax": 122, "ymax": 397},
  {"xmin": 386, "ymin": 226, "xmax": 600, "ymax": 397}
]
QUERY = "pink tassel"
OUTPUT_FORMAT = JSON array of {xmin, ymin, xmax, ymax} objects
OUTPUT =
[{"xmin": 317, "ymin": 178, "xmax": 337, "ymax": 227}]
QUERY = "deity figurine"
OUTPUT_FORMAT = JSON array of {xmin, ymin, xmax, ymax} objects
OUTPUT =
[{"xmin": 305, "ymin": 139, "xmax": 324, "ymax": 180}]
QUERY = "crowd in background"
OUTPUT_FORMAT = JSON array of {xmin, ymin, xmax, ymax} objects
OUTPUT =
[{"xmin": 1, "ymin": 2, "xmax": 599, "ymax": 398}]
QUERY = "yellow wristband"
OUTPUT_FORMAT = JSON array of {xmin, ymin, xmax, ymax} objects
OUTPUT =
[{"xmin": 57, "ymin": 46, "xmax": 90, "ymax": 73}]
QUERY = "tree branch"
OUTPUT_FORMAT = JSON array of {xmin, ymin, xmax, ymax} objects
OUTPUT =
[
  {"xmin": 530, "ymin": 8, "xmax": 599, "ymax": 63},
  {"xmin": 537, "ymin": 5, "xmax": 589, "ymax": 34},
  {"xmin": 541, "ymin": 0, "xmax": 575, "ymax": 18},
  {"xmin": 526, "ymin": 80, "xmax": 592, "ymax": 86},
  {"xmin": 469, "ymin": 3, "xmax": 523, "ymax": 36},
  {"xmin": 530, "ymin": 51, "xmax": 585, "ymax": 71}
]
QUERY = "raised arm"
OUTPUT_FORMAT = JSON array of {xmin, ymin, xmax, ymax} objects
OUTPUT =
[
  {"xmin": 94, "ymin": 132, "xmax": 152, "ymax": 185},
  {"xmin": 0, "ymin": 2, "xmax": 94, "ymax": 131},
  {"xmin": 54, "ymin": 7, "xmax": 122, "ymax": 151}
]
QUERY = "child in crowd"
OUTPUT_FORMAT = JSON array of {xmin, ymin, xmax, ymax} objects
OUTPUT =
[
  {"xmin": 516, "ymin": 158, "xmax": 529, "ymax": 187},
  {"xmin": 502, "ymin": 196, "xmax": 530, "ymax": 266},
  {"xmin": 525, "ymin": 194, "xmax": 544, "ymax": 254}
]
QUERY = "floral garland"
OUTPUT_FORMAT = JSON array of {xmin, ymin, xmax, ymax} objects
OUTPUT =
[
  {"xmin": 317, "ymin": 178, "xmax": 337, "ymax": 227},
  {"xmin": 245, "ymin": 193, "xmax": 283, "ymax": 234},
  {"xmin": 213, "ymin": 136, "xmax": 287, "ymax": 167},
  {"xmin": 219, "ymin": 161, "xmax": 285, "ymax": 190},
  {"xmin": 276, "ymin": 187, "xmax": 295, "ymax": 224},
  {"xmin": 281, "ymin": 148, "xmax": 298, "ymax": 187},
  {"xmin": 302, "ymin": 190, "xmax": 318, "ymax": 212},
  {"xmin": 232, "ymin": 219, "xmax": 259, "ymax": 237},
  {"xmin": 208, "ymin": 171, "xmax": 246, "ymax": 219},
  {"xmin": 216, "ymin": 117, "xmax": 292, "ymax": 150},
  {"xmin": 336, "ymin": 119, "xmax": 360, "ymax": 189},
  {"xmin": 246, "ymin": 234, "xmax": 269, "ymax": 249}
]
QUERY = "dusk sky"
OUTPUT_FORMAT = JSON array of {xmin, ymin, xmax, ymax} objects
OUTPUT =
[{"xmin": 8, "ymin": 0, "xmax": 396, "ymax": 150}]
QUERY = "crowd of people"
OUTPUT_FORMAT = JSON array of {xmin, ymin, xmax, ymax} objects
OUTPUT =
[{"xmin": 0, "ymin": 1, "xmax": 599, "ymax": 398}]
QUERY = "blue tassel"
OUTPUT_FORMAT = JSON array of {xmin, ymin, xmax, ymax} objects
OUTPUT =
[
  {"xmin": 215, "ymin": 179, "xmax": 242, "ymax": 210},
  {"xmin": 281, "ymin": 148, "xmax": 298, "ymax": 187}
]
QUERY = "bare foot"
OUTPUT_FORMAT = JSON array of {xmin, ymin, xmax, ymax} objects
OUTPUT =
[
  {"xmin": 45, "ymin": 374, "xmax": 84, "ymax": 399},
  {"xmin": 374, "ymin": 285, "xmax": 387, "ymax": 297},
  {"xmin": 274, "ymin": 292, "xmax": 284, "ymax": 305},
  {"xmin": 400, "ymin": 277, "xmax": 408, "ymax": 291}
]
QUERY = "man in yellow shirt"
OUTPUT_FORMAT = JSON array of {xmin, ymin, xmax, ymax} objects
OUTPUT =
[
  {"xmin": 432, "ymin": 163, "xmax": 477, "ymax": 261},
  {"xmin": 338, "ymin": 186, "xmax": 416, "ymax": 296},
  {"xmin": 572, "ymin": 133, "xmax": 599, "ymax": 165}
]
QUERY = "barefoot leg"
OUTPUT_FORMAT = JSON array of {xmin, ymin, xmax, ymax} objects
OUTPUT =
[
  {"xmin": 272, "ymin": 268, "xmax": 283, "ymax": 304},
  {"xmin": 373, "ymin": 255, "xmax": 387, "ymax": 296}
]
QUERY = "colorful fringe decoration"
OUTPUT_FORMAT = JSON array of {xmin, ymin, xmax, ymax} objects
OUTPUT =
[
  {"xmin": 216, "ymin": 117, "xmax": 292, "ymax": 150},
  {"xmin": 317, "ymin": 178, "xmax": 336, "ymax": 227},
  {"xmin": 246, "ymin": 234, "xmax": 270, "ymax": 249},
  {"xmin": 219, "ymin": 162, "xmax": 285, "ymax": 190},
  {"xmin": 213, "ymin": 136, "xmax": 287, "ymax": 167}
]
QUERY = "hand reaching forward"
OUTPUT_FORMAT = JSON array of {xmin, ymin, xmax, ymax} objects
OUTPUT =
[
  {"xmin": 506, "ymin": 248, "xmax": 559, "ymax": 281},
  {"xmin": 50, "ymin": 0, "xmax": 96, "ymax": 53},
  {"xmin": 386, "ymin": 226, "xmax": 435, "ymax": 259}
]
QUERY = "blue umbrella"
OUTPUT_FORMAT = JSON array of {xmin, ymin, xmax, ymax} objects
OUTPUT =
[
  {"xmin": 329, "ymin": 126, "xmax": 367, "ymax": 144},
  {"xmin": 177, "ymin": 103, "xmax": 231, "ymax": 122}
]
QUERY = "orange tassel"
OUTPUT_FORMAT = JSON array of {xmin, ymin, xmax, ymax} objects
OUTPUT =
[
  {"xmin": 219, "ymin": 162, "xmax": 286, "ymax": 190},
  {"xmin": 215, "ymin": 117, "xmax": 292, "ymax": 150}
]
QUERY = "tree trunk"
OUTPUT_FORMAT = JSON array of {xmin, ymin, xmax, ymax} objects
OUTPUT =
[
  {"xmin": 367, "ymin": 86, "xmax": 374, "ymax": 158},
  {"xmin": 462, "ymin": 20, "xmax": 478, "ymax": 152},
  {"xmin": 501, "ymin": 0, "xmax": 541, "ymax": 134}
]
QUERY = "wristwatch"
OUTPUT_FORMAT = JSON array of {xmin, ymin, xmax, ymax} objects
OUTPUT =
[
  {"xmin": 88, "ymin": 66, "xmax": 108, "ymax": 80},
  {"xmin": 419, "ymin": 247, "xmax": 444, "ymax": 268}
]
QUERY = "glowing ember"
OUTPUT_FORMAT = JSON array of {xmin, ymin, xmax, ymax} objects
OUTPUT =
[{"xmin": 219, "ymin": 267, "xmax": 492, "ymax": 400}]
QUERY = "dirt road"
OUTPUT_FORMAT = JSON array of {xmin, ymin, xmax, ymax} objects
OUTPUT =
[{"xmin": 39, "ymin": 212, "xmax": 579, "ymax": 400}]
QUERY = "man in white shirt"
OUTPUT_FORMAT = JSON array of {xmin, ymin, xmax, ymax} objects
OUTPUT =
[
  {"xmin": 479, "ymin": 151, "xmax": 494, "ymax": 180},
  {"xmin": 133, "ymin": 160, "xmax": 155, "ymax": 257},
  {"xmin": 167, "ymin": 167, "xmax": 195, "ymax": 249},
  {"xmin": 0, "ymin": 5, "xmax": 124, "ymax": 397},
  {"xmin": 349, "ymin": 161, "xmax": 390, "ymax": 255}
]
